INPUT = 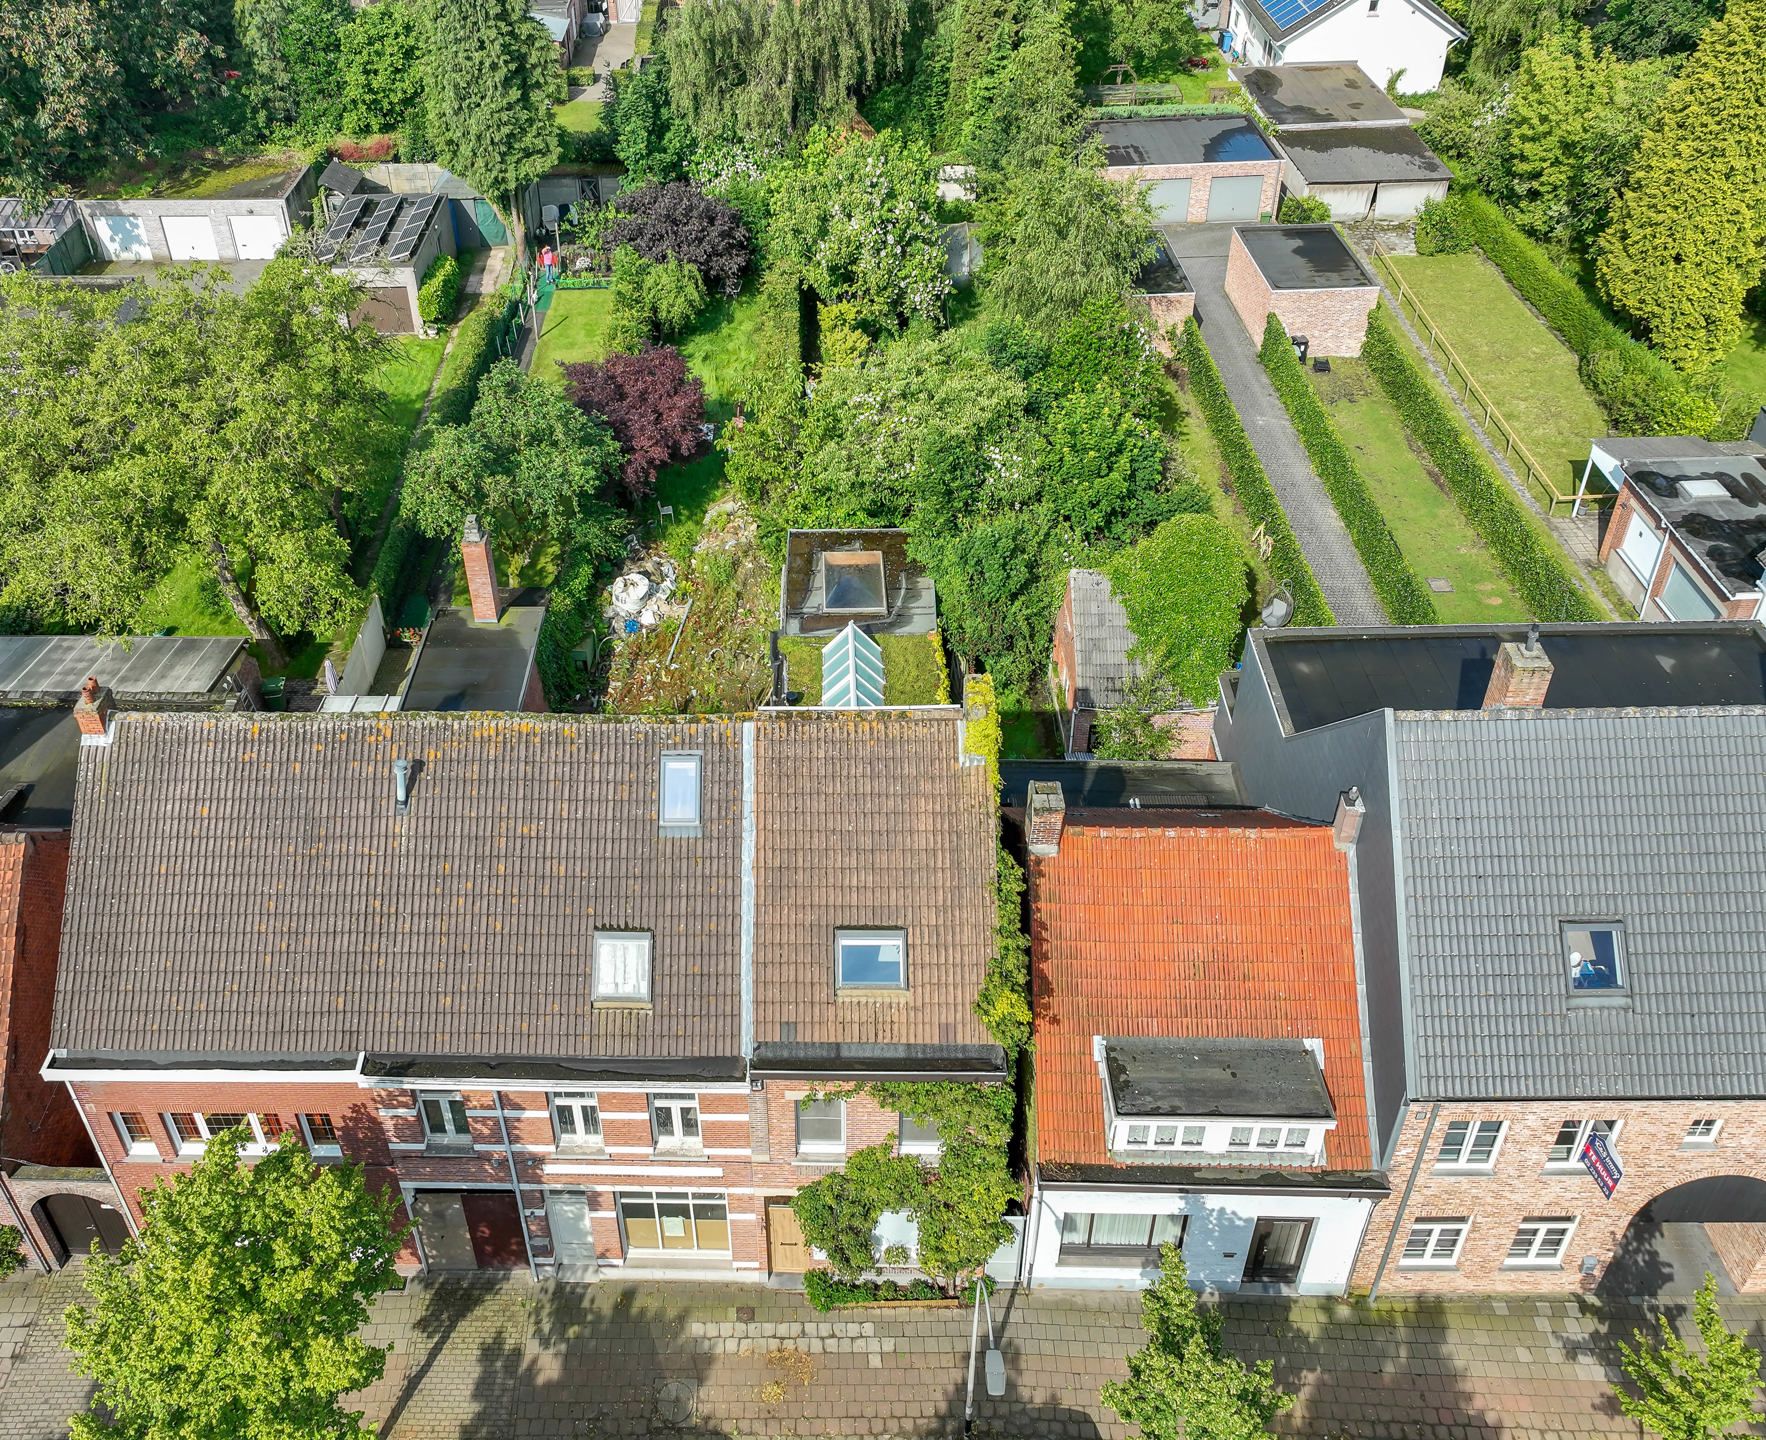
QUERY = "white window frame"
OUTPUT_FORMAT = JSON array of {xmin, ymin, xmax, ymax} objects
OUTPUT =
[
  {"xmin": 552, "ymin": 1093, "xmax": 603, "ymax": 1149},
  {"xmin": 1658, "ymin": 561, "xmax": 1721, "ymax": 622},
  {"xmin": 658, "ymin": 752, "xmax": 702, "ymax": 835},
  {"xmin": 1563, "ymin": 922, "xmax": 1626, "ymax": 997},
  {"xmin": 835, "ymin": 928, "xmax": 907, "ymax": 991},
  {"xmin": 1506, "ymin": 1216, "xmax": 1576, "ymax": 1268},
  {"xmin": 651, "ymin": 1092, "xmax": 701, "ymax": 1150},
  {"xmin": 113, "ymin": 1111, "xmax": 158, "ymax": 1159},
  {"xmin": 299, "ymin": 1112, "xmax": 342, "ymax": 1159},
  {"xmin": 1399, "ymin": 1218, "xmax": 1469, "ymax": 1269},
  {"xmin": 796, "ymin": 1097, "xmax": 846, "ymax": 1156},
  {"xmin": 1684, "ymin": 1118, "xmax": 1722, "ymax": 1148},
  {"xmin": 1545, "ymin": 1118, "xmax": 1621, "ymax": 1171},
  {"xmin": 164, "ymin": 1111, "xmax": 270, "ymax": 1158},
  {"xmin": 1435, "ymin": 1119, "xmax": 1506, "ymax": 1171},
  {"xmin": 593, "ymin": 930, "xmax": 652, "ymax": 1006},
  {"xmin": 420, "ymin": 1093, "xmax": 472, "ymax": 1147},
  {"xmin": 898, "ymin": 1112, "xmax": 942, "ymax": 1156}
]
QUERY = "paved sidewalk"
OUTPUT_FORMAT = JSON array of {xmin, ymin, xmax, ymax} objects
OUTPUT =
[
  {"xmin": 1165, "ymin": 225, "xmax": 1386, "ymax": 627},
  {"xmin": 6, "ymin": 1266, "xmax": 1766, "ymax": 1439}
]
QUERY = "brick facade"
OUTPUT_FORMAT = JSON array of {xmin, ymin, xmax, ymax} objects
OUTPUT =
[
  {"xmin": 1103, "ymin": 160, "xmax": 1282, "ymax": 225},
  {"xmin": 1351, "ymin": 1099, "xmax": 1766, "ymax": 1295},
  {"xmin": 1597, "ymin": 483, "xmax": 1762, "ymax": 622},
  {"xmin": 460, "ymin": 518, "xmax": 500, "ymax": 623},
  {"xmin": 1135, "ymin": 292, "xmax": 1197, "ymax": 356},
  {"xmin": 1223, "ymin": 230, "xmax": 1378, "ymax": 357}
]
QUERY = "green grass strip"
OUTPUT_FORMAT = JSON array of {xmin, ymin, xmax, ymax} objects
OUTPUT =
[
  {"xmin": 1177, "ymin": 317, "xmax": 1333, "ymax": 626},
  {"xmin": 1361, "ymin": 306, "xmax": 1603, "ymax": 623},
  {"xmin": 1258, "ymin": 315, "xmax": 1436, "ymax": 625}
]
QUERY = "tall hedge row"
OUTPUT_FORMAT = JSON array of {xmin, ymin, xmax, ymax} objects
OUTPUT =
[
  {"xmin": 1455, "ymin": 192, "xmax": 1730, "ymax": 438},
  {"xmin": 1361, "ymin": 307, "xmax": 1604, "ymax": 623},
  {"xmin": 1177, "ymin": 318, "xmax": 1333, "ymax": 627},
  {"xmin": 1257, "ymin": 316, "xmax": 1437, "ymax": 625}
]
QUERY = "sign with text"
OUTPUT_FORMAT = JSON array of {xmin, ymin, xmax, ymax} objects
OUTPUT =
[{"xmin": 1581, "ymin": 1131, "xmax": 1622, "ymax": 1199}]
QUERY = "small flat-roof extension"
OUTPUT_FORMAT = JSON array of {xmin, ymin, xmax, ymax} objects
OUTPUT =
[
  {"xmin": 1236, "ymin": 224, "xmax": 1375, "ymax": 290},
  {"xmin": 1232, "ymin": 63, "xmax": 1407, "ymax": 128},
  {"xmin": 1275, "ymin": 125, "xmax": 1451, "ymax": 185},
  {"xmin": 1105, "ymin": 1036, "xmax": 1335, "ymax": 1120}
]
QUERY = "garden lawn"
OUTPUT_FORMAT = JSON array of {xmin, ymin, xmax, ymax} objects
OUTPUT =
[
  {"xmin": 1382, "ymin": 251, "xmax": 1608, "ymax": 508},
  {"xmin": 1162, "ymin": 378, "xmax": 1275, "ymax": 608},
  {"xmin": 777, "ymin": 633, "xmax": 949, "ymax": 706},
  {"xmin": 155, "ymin": 154, "xmax": 308, "ymax": 198},
  {"xmin": 1724, "ymin": 314, "xmax": 1766, "ymax": 405},
  {"xmin": 354, "ymin": 334, "xmax": 447, "ymax": 531},
  {"xmin": 531, "ymin": 289, "xmax": 615, "ymax": 383},
  {"xmin": 555, "ymin": 99, "xmax": 604, "ymax": 135},
  {"xmin": 677, "ymin": 289, "xmax": 778, "ymax": 418},
  {"xmin": 1310, "ymin": 360, "xmax": 1526, "ymax": 623}
]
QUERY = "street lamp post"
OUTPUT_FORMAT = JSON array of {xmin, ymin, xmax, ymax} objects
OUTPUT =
[{"xmin": 963, "ymin": 1276, "xmax": 1005, "ymax": 1436}]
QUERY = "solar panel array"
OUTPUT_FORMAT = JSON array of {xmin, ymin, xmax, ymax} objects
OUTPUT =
[
  {"xmin": 386, "ymin": 195, "xmax": 442, "ymax": 263},
  {"xmin": 347, "ymin": 197, "xmax": 401, "ymax": 263},
  {"xmin": 1259, "ymin": 0, "xmax": 1337, "ymax": 29},
  {"xmin": 312, "ymin": 194, "xmax": 369, "ymax": 262}
]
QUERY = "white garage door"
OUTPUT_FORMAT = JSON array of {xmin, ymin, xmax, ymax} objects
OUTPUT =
[
  {"xmin": 1206, "ymin": 175, "xmax": 1265, "ymax": 222},
  {"xmin": 1144, "ymin": 178, "xmax": 1192, "ymax": 223},
  {"xmin": 90, "ymin": 215, "xmax": 152, "ymax": 261},
  {"xmin": 229, "ymin": 214, "xmax": 286, "ymax": 259},
  {"xmin": 162, "ymin": 217, "xmax": 219, "ymax": 260}
]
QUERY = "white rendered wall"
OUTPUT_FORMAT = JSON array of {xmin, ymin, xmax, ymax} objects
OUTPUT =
[{"xmin": 1279, "ymin": 1, "xmax": 1459, "ymax": 90}]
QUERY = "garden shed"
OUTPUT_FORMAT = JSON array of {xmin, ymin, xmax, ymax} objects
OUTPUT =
[
  {"xmin": 0, "ymin": 199, "xmax": 89, "ymax": 276},
  {"xmin": 1133, "ymin": 235, "xmax": 1194, "ymax": 353},
  {"xmin": 1224, "ymin": 224, "xmax": 1379, "ymax": 356},
  {"xmin": 1093, "ymin": 115, "xmax": 1282, "ymax": 224},
  {"xmin": 315, "ymin": 179, "xmax": 453, "ymax": 334}
]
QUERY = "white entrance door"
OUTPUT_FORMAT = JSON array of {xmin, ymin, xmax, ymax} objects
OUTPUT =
[
  {"xmin": 229, "ymin": 214, "xmax": 286, "ymax": 259},
  {"xmin": 547, "ymin": 1192, "xmax": 598, "ymax": 1278},
  {"xmin": 162, "ymin": 217, "xmax": 219, "ymax": 260}
]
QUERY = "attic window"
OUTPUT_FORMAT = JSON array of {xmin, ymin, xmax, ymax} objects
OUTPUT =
[
  {"xmin": 836, "ymin": 929, "xmax": 907, "ymax": 991},
  {"xmin": 594, "ymin": 931, "xmax": 652, "ymax": 1005},
  {"xmin": 659, "ymin": 752, "xmax": 702, "ymax": 834},
  {"xmin": 1564, "ymin": 922, "xmax": 1625, "ymax": 996}
]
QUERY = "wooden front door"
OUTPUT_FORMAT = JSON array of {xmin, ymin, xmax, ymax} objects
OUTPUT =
[
  {"xmin": 766, "ymin": 1201, "xmax": 813, "ymax": 1274},
  {"xmin": 462, "ymin": 1192, "xmax": 528, "ymax": 1270}
]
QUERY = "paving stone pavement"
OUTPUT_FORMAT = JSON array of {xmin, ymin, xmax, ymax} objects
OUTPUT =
[
  {"xmin": 1164, "ymin": 226, "xmax": 1386, "ymax": 627},
  {"xmin": 6, "ymin": 1266, "xmax": 1766, "ymax": 1440}
]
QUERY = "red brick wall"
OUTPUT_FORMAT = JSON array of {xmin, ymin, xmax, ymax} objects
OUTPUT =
[
  {"xmin": 1103, "ymin": 160, "xmax": 1282, "ymax": 224},
  {"xmin": 1224, "ymin": 231, "xmax": 1273, "ymax": 342},
  {"xmin": 1222, "ymin": 232, "xmax": 1378, "ymax": 356},
  {"xmin": 0, "ymin": 834, "xmax": 94, "ymax": 1170},
  {"xmin": 1353, "ymin": 1100, "xmax": 1766, "ymax": 1295},
  {"xmin": 1597, "ymin": 486, "xmax": 1639, "ymax": 563}
]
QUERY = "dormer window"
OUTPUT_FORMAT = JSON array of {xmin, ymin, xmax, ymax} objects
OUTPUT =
[
  {"xmin": 659, "ymin": 753, "xmax": 701, "ymax": 835},
  {"xmin": 1564, "ymin": 922, "xmax": 1625, "ymax": 996},
  {"xmin": 836, "ymin": 929, "xmax": 906, "ymax": 991}
]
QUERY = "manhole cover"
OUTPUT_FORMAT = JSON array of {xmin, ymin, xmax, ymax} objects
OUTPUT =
[
  {"xmin": 1427, "ymin": 577, "xmax": 1455, "ymax": 593},
  {"xmin": 656, "ymin": 1378, "xmax": 697, "ymax": 1427},
  {"xmin": 737, "ymin": 1305, "xmax": 756, "ymax": 1322}
]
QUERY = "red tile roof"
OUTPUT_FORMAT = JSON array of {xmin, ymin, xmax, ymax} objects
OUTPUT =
[{"xmin": 1030, "ymin": 812, "xmax": 1372, "ymax": 1172}]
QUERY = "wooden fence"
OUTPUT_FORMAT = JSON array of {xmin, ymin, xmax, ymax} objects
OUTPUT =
[{"xmin": 1371, "ymin": 238, "xmax": 1596, "ymax": 517}]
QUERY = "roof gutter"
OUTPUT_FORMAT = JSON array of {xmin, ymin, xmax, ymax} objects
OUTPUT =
[
  {"xmin": 1366, "ymin": 1100, "xmax": 1439, "ymax": 1303},
  {"xmin": 747, "ymin": 1064, "xmax": 1010, "ymax": 1084}
]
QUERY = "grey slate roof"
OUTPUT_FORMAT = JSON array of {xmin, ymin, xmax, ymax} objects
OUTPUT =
[
  {"xmin": 51, "ymin": 712, "xmax": 746, "ymax": 1065},
  {"xmin": 1068, "ymin": 569, "xmax": 1138, "ymax": 710},
  {"xmin": 1392, "ymin": 708, "xmax": 1766, "ymax": 1101}
]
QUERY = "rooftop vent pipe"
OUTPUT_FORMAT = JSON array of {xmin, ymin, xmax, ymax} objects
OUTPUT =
[{"xmin": 393, "ymin": 757, "xmax": 412, "ymax": 816}]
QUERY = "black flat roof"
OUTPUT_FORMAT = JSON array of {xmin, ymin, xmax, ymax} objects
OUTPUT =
[
  {"xmin": 1275, "ymin": 125, "xmax": 1451, "ymax": 185},
  {"xmin": 1093, "ymin": 114, "xmax": 1277, "ymax": 168},
  {"xmin": 403, "ymin": 601, "xmax": 545, "ymax": 711},
  {"xmin": 998, "ymin": 760, "xmax": 1246, "ymax": 808},
  {"xmin": 1624, "ymin": 455, "xmax": 1766, "ymax": 597},
  {"xmin": 1105, "ymin": 1036, "xmax": 1334, "ymax": 1120},
  {"xmin": 0, "ymin": 707, "xmax": 79, "ymax": 830},
  {"xmin": 1260, "ymin": 623, "xmax": 1766, "ymax": 732},
  {"xmin": 1235, "ymin": 224, "xmax": 1375, "ymax": 290},
  {"xmin": 1135, "ymin": 235, "xmax": 1191, "ymax": 296},
  {"xmin": 1233, "ymin": 63, "xmax": 1407, "ymax": 128}
]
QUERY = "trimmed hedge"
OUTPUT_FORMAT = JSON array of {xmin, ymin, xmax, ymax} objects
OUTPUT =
[
  {"xmin": 1177, "ymin": 318, "xmax": 1332, "ymax": 626},
  {"xmin": 1258, "ymin": 315, "xmax": 1437, "ymax": 625},
  {"xmin": 1455, "ymin": 192, "xmax": 1725, "ymax": 438},
  {"xmin": 803, "ymin": 1272, "xmax": 990, "ymax": 1311},
  {"xmin": 417, "ymin": 254, "xmax": 461, "ymax": 327},
  {"xmin": 1361, "ymin": 306, "xmax": 1603, "ymax": 623}
]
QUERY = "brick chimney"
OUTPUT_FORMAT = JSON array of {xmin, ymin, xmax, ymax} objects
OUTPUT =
[
  {"xmin": 74, "ymin": 675, "xmax": 113, "ymax": 741},
  {"xmin": 1482, "ymin": 628, "xmax": 1553, "ymax": 710},
  {"xmin": 1333, "ymin": 787, "xmax": 1365, "ymax": 852},
  {"xmin": 461, "ymin": 514, "xmax": 500, "ymax": 624},
  {"xmin": 1027, "ymin": 780, "xmax": 1066, "ymax": 857}
]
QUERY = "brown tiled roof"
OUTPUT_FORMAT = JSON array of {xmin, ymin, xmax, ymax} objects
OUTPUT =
[
  {"xmin": 751, "ymin": 710, "xmax": 996, "ymax": 1053},
  {"xmin": 51, "ymin": 713, "xmax": 746, "ymax": 1062},
  {"xmin": 1030, "ymin": 812, "xmax": 1372, "ymax": 1172}
]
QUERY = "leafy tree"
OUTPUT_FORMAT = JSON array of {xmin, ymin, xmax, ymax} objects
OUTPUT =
[
  {"xmin": 604, "ymin": 52, "xmax": 697, "ymax": 185},
  {"xmin": 975, "ymin": 144, "xmax": 1154, "ymax": 336},
  {"xmin": 280, "ymin": 0, "xmax": 351, "ymax": 134},
  {"xmin": 1596, "ymin": 0, "xmax": 1766, "ymax": 369},
  {"xmin": 768, "ymin": 126, "xmax": 950, "ymax": 331},
  {"xmin": 1461, "ymin": 0, "xmax": 1585, "ymax": 80},
  {"xmin": 909, "ymin": 1126, "xmax": 1016, "ymax": 1284},
  {"xmin": 0, "ymin": 0, "xmax": 219, "ymax": 205},
  {"xmin": 1617, "ymin": 1273, "xmax": 1762, "ymax": 1440},
  {"xmin": 1103, "ymin": 513, "xmax": 1248, "ymax": 704},
  {"xmin": 791, "ymin": 1142, "xmax": 923, "ymax": 1279},
  {"xmin": 423, "ymin": 0, "xmax": 559, "ymax": 231},
  {"xmin": 235, "ymin": 0, "xmax": 298, "ymax": 129},
  {"xmin": 958, "ymin": 0, "xmax": 1085, "ymax": 176},
  {"xmin": 1415, "ymin": 77, "xmax": 1502, "ymax": 186},
  {"xmin": 1032, "ymin": 388, "xmax": 1172, "ymax": 544},
  {"xmin": 1084, "ymin": 0, "xmax": 1205, "ymax": 75},
  {"xmin": 403, "ymin": 359, "xmax": 627, "ymax": 563},
  {"xmin": 339, "ymin": 0, "xmax": 427, "ymax": 135},
  {"xmin": 563, "ymin": 346, "xmax": 708, "ymax": 499},
  {"xmin": 64, "ymin": 1130, "xmax": 403, "ymax": 1440},
  {"xmin": 664, "ymin": 0, "xmax": 912, "ymax": 145},
  {"xmin": 607, "ymin": 246, "xmax": 710, "ymax": 350},
  {"xmin": 1092, "ymin": 669, "xmax": 1182, "ymax": 760},
  {"xmin": 1591, "ymin": 0, "xmax": 1724, "ymax": 60},
  {"xmin": 941, "ymin": 0, "xmax": 1020, "ymax": 154},
  {"xmin": 1102, "ymin": 1245, "xmax": 1294, "ymax": 1440},
  {"xmin": 605, "ymin": 181, "xmax": 752, "ymax": 296}
]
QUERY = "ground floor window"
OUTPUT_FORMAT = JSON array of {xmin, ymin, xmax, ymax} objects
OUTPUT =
[
  {"xmin": 1058, "ymin": 1211, "xmax": 1185, "ymax": 1260},
  {"xmin": 1400, "ymin": 1218, "xmax": 1468, "ymax": 1267},
  {"xmin": 617, "ymin": 1190, "xmax": 731, "ymax": 1255},
  {"xmin": 1506, "ymin": 1217, "xmax": 1575, "ymax": 1267},
  {"xmin": 1244, "ymin": 1217, "xmax": 1314, "ymax": 1284}
]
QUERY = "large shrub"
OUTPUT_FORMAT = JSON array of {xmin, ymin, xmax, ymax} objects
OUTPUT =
[
  {"xmin": 416, "ymin": 254, "xmax": 461, "ymax": 326},
  {"xmin": 604, "ymin": 181, "xmax": 752, "ymax": 297},
  {"xmin": 1176, "ymin": 319, "xmax": 1331, "ymax": 626},
  {"xmin": 1361, "ymin": 307, "xmax": 1603, "ymax": 622},
  {"xmin": 607, "ymin": 246, "xmax": 709, "ymax": 351},
  {"xmin": 1414, "ymin": 194, "xmax": 1473, "ymax": 255},
  {"xmin": 563, "ymin": 346, "xmax": 707, "ymax": 500},
  {"xmin": 1258, "ymin": 315, "xmax": 1438, "ymax": 624}
]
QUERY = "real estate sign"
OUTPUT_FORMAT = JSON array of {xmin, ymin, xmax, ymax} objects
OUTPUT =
[{"xmin": 1581, "ymin": 1131, "xmax": 1622, "ymax": 1199}]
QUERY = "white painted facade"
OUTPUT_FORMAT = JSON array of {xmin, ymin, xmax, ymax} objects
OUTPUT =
[
  {"xmin": 1229, "ymin": 0, "xmax": 1463, "ymax": 91},
  {"xmin": 1026, "ymin": 1182, "xmax": 1375, "ymax": 1293}
]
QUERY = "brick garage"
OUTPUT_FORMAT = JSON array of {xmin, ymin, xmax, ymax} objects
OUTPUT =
[
  {"xmin": 1134, "ymin": 236, "xmax": 1196, "ymax": 356},
  {"xmin": 1353, "ymin": 1100, "xmax": 1766, "ymax": 1295},
  {"xmin": 1095, "ymin": 115, "xmax": 1283, "ymax": 224},
  {"xmin": 1224, "ymin": 224, "xmax": 1379, "ymax": 356}
]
